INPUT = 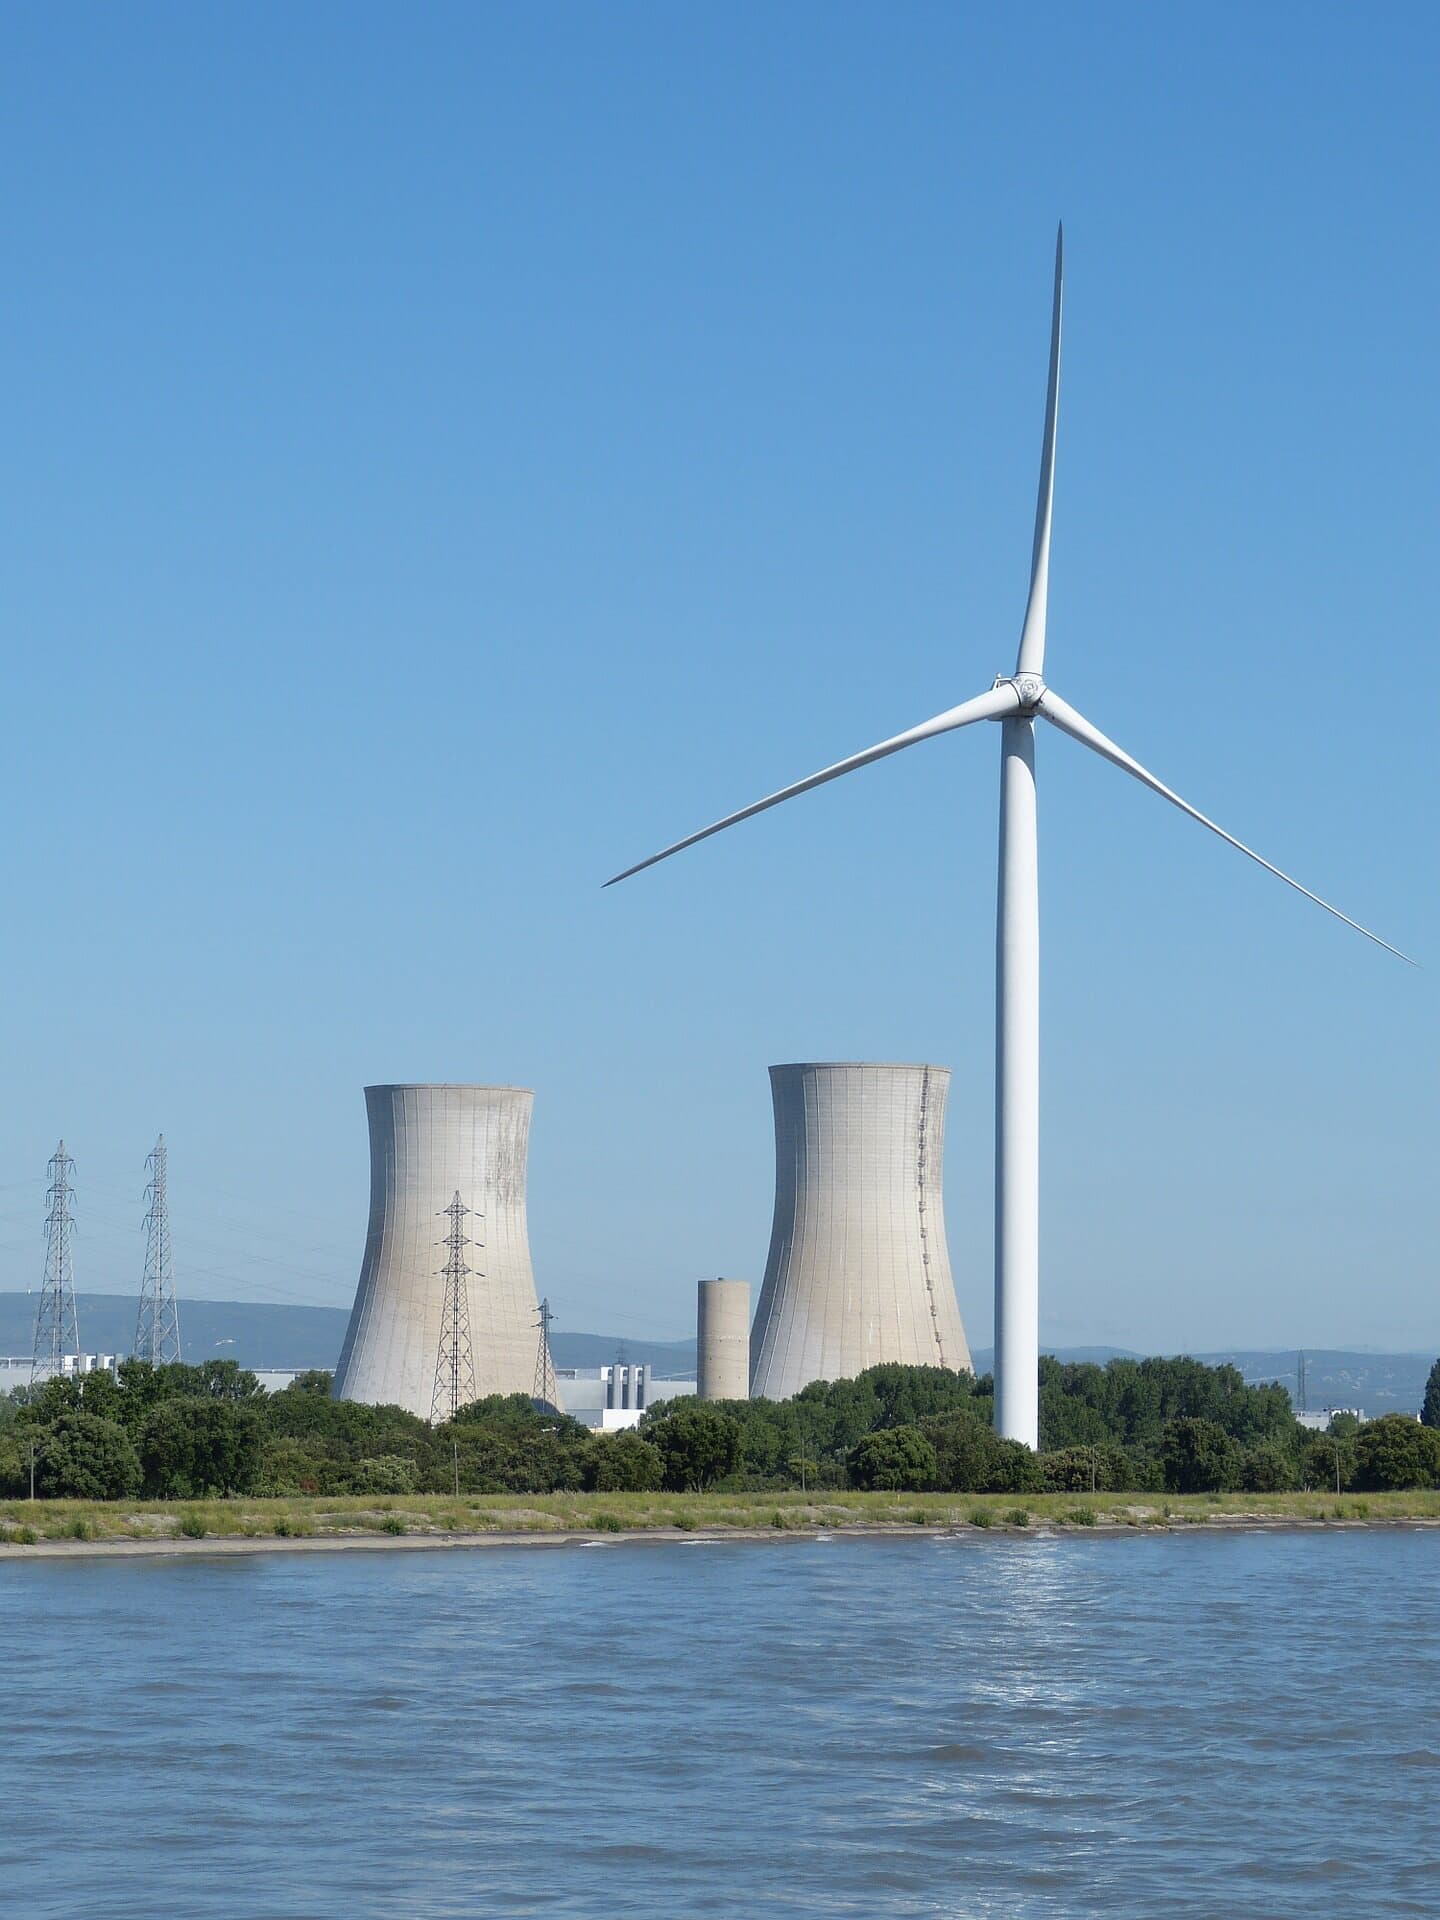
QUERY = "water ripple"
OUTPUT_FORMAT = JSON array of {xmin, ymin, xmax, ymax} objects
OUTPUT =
[{"xmin": 1, "ymin": 1532, "xmax": 1437, "ymax": 1917}]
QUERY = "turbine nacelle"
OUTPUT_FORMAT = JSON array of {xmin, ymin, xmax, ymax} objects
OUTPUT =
[{"xmin": 994, "ymin": 673, "xmax": 1046, "ymax": 714}]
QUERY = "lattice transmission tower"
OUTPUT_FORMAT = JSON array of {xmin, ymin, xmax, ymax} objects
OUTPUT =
[
  {"xmin": 134, "ymin": 1134, "xmax": 183, "ymax": 1366},
  {"xmin": 533, "ymin": 1296, "xmax": 559, "ymax": 1412},
  {"xmin": 431, "ymin": 1192, "xmax": 479, "ymax": 1422},
  {"xmin": 32, "ymin": 1141, "xmax": 80, "ymax": 1384}
]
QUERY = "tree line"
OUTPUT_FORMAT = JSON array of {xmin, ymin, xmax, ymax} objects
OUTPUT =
[{"xmin": 3, "ymin": 1353, "xmax": 1439, "ymax": 1501}]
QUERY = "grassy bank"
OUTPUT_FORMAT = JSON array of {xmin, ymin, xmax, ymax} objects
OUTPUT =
[{"xmin": 3, "ymin": 1487, "xmax": 1439, "ymax": 1548}]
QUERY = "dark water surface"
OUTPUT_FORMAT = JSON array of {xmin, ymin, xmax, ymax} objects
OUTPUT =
[{"xmin": 3, "ymin": 1530, "xmax": 1437, "ymax": 1918}]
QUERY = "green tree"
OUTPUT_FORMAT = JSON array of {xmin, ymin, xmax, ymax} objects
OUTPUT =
[
  {"xmin": 1354, "ymin": 1415, "xmax": 1440, "ymax": 1491},
  {"xmin": 1159, "ymin": 1418, "xmax": 1239, "ymax": 1493},
  {"xmin": 1421, "ymin": 1360, "xmax": 1440, "ymax": 1431},
  {"xmin": 1302, "ymin": 1431, "xmax": 1355, "ymax": 1492},
  {"xmin": 643, "ymin": 1402, "xmax": 742, "ymax": 1491},
  {"xmin": 587, "ymin": 1432, "xmax": 664, "ymax": 1492},
  {"xmin": 1238, "ymin": 1442, "xmax": 1298, "ymax": 1493},
  {"xmin": 32, "ymin": 1413, "xmax": 142, "ymax": 1500},
  {"xmin": 255, "ymin": 1438, "xmax": 333, "ymax": 1496},
  {"xmin": 0, "ymin": 1431, "xmax": 29, "ymax": 1497},
  {"xmin": 854, "ymin": 1364, "xmax": 977, "ymax": 1430},
  {"xmin": 351, "ymin": 1454, "xmax": 420, "ymax": 1495},
  {"xmin": 1041, "ymin": 1446, "xmax": 1130, "ymax": 1493},
  {"xmin": 287, "ymin": 1370, "xmax": 334, "ymax": 1397},
  {"xmin": 922, "ymin": 1413, "xmax": 1043, "ymax": 1493},
  {"xmin": 846, "ymin": 1425, "xmax": 938, "ymax": 1491},
  {"xmin": 140, "ymin": 1399, "xmax": 263, "ymax": 1498}
]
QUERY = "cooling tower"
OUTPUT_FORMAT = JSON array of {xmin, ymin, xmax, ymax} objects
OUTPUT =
[
  {"xmin": 333, "ymin": 1084, "xmax": 542, "ymax": 1418},
  {"xmin": 697, "ymin": 1278, "xmax": 751, "ymax": 1401},
  {"xmin": 750, "ymin": 1063, "xmax": 972, "ymax": 1399}
]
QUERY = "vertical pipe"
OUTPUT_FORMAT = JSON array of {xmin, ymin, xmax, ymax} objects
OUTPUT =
[{"xmin": 995, "ymin": 717, "xmax": 1040, "ymax": 1448}]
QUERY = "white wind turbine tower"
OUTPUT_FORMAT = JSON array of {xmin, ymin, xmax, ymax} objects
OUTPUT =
[{"xmin": 606, "ymin": 227, "xmax": 1412, "ymax": 1448}]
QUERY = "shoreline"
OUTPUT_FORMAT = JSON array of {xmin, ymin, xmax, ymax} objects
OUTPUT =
[{"xmin": 6, "ymin": 1513, "xmax": 1440, "ymax": 1561}]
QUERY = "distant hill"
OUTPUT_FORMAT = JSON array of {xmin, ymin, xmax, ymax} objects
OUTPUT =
[
  {"xmin": 0, "ymin": 1294, "xmax": 698, "ymax": 1378},
  {"xmin": 0, "ymin": 1294, "xmax": 350, "ymax": 1371},
  {"xmin": 1, "ymin": 1295, "xmax": 1426, "ymax": 1410}
]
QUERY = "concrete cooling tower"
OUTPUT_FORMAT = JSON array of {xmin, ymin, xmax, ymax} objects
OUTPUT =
[
  {"xmin": 697, "ymin": 1278, "xmax": 751, "ymax": 1401},
  {"xmin": 333, "ymin": 1085, "xmax": 542, "ymax": 1419},
  {"xmin": 750, "ymin": 1063, "xmax": 972, "ymax": 1400}
]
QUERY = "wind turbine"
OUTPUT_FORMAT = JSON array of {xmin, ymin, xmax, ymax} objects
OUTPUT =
[{"xmin": 605, "ymin": 226, "xmax": 1412, "ymax": 1448}]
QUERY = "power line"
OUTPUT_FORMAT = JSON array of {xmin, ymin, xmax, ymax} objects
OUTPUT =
[{"xmin": 32, "ymin": 1142, "xmax": 79, "ymax": 1382}]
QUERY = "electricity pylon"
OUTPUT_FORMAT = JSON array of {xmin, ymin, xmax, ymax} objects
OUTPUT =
[
  {"xmin": 431, "ymin": 1192, "xmax": 478, "ymax": 1423},
  {"xmin": 32, "ymin": 1142, "xmax": 80, "ymax": 1384},
  {"xmin": 134, "ymin": 1135, "xmax": 183, "ymax": 1366},
  {"xmin": 533, "ymin": 1297, "xmax": 559, "ymax": 1412}
]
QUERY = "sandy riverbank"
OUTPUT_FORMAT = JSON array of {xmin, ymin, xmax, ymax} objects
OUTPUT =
[{"xmin": 7, "ymin": 1510, "xmax": 1440, "ymax": 1560}]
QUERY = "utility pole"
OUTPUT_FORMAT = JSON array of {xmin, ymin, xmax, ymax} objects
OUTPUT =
[
  {"xmin": 134, "ymin": 1135, "xmax": 183, "ymax": 1366},
  {"xmin": 431, "ymin": 1193, "xmax": 478, "ymax": 1424},
  {"xmin": 31, "ymin": 1143, "xmax": 80, "ymax": 1385},
  {"xmin": 533, "ymin": 1296, "xmax": 559, "ymax": 1411}
]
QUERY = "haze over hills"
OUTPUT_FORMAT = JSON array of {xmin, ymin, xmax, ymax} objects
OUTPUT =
[
  {"xmin": 1, "ymin": 1294, "xmax": 1431, "ymax": 1411},
  {"xmin": 0, "ymin": 1294, "xmax": 697, "ymax": 1377}
]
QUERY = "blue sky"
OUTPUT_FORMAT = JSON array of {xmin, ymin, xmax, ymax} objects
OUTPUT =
[{"xmin": 0, "ymin": 3, "xmax": 1434, "ymax": 1353}]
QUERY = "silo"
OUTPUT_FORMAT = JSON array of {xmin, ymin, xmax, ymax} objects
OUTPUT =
[
  {"xmin": 750, "ymin": 1063, "xmax": 972, "ymax": 1399},
  {"xmin": 696, "ymin": 1278, "xmax": 751, "ymax": 1401},
  {"xmin": 333, "ymin": 1084, "xmax": 543, "ymax": 1419}
]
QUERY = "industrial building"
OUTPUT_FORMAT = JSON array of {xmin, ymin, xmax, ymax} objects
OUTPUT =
[
  {"xmin": 559, "ymin": 1363, "xmax": 696, "ymax": 1430},
  {"xmin": 750, "ymin": 1062, "xmax": 973, "ymax": 1399},
  {"xmin": 333, "ymin": 1084, "xmax": 545, "ymax": 1419}
]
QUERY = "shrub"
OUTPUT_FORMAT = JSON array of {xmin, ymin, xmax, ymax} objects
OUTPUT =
[
  {"xmin": 922, "ymin": 1415, "xmax": 1044, "ymax": 1494},
  {"xmin": 1041, "ymin": 1447, "xmax": 1119, "ymax": 1493},
  {"xmin": 1239, "ymin": 1442, "xmax": 1298, "ymax": 1493},
  {"xmin": 31, "ymin": 1414, "xmax": 142, "ymax": 1501},
  {"xmin": 352, "ymin": 1455, "xmax": 419, "ymax": 1497},
  {"xmin": 1354, "ymin": 1415, "xmax": 1440, "ymax": 1491},
  {"xmin": 846, "ymin": 1425, "xmax": 938, "ymax": 1492},
  {"xmin": 255, "ymin": 1440, "xmax": 329, "ymax": 1497},
  {"xmin": 1067, "ymin": 1507, "xmax": 1099, "ymax": 1527},
  {"xmin": 643, "ymin": 1404, "xmax": 742, "ymax": 1492},
  {"xmin": 1159, "ymin": 1418, "xmax": 1240, "ymax": 1494},
  {"xmin": 140, "ymin": 1400, "xmax": 263, "ymax": 1499},
  {"xmin": 586, "ymin": 1433, "xmax": 664, "ymax": 1492},
  {"xmin": 178, "ymin": 1511, "xmax": 208, "ymax": 1539}
]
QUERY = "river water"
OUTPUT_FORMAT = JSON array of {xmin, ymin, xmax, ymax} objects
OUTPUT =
[{"xmin": 2, "ymin": 1530, "xmax": 1436, "ymax": 1917}]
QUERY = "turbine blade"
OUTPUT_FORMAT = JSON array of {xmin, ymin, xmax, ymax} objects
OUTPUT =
[
  {"xmin": 1015, "ymin": 223, "xmax": 1063, "ymax": 679},
  {"xmin": 605, "ymin": 682, "xmax": 1021, "ymax": 886},
  {"xmin": 1038, "ymin": 689, "xmax": 1414, "ymax": 963}
]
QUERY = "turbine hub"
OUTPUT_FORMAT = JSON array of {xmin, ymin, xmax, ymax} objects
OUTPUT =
[{"xmin": 1008, "ymin": 673, "xmax": 1046, "ymax": 713}]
